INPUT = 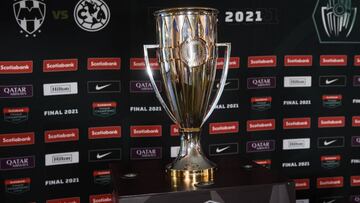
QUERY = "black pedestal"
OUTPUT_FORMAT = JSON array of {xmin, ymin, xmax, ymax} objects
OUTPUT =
[{"xmin": 110, "ymin": 157, "xmax": 295, "ymax": 203}]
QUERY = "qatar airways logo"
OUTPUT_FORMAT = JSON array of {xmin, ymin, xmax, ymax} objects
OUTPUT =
[
  {"xmin": 246, "ymin": 140, "xmax": 275, "ymax": 153},
  {"xmin": 247, "ymin": 119, "xmax": 275, "ymax": 131},
  {"xmin": 130, "ymin": 125, "xmax": 162, "ymax": 137},
  {"xmin": 0, "ymin": 85, "xmax": 33, "ymax": 98},
  {"xmin": 130, "ymin": 147, "xmax": 162, "ymax": 160},
  {"xmin": 0, "ymin": 156, "xmax": 35, "ymax": 170},
  {"xmin": 247, "ymin": 55, "xmax": 277, "ymax": 68},
  {"xmin": 130, "ymin": 80, "xmax": 161, "ymax": 93},
  {"xmin": 247, "ymin": 77, "xmax": 276, "ymax": 89},
  {"xmin": 209, "ymin": 121, "xmax": 239, "ymax": 134}
]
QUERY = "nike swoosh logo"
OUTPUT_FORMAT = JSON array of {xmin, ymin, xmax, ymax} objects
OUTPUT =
[
  {"xmin": 96, "ymin": 152, "xmax": 112, "ymax": 159},
  {"xmin": 323, "ymin": 200, "xmax": 336, "ymax": 203},
  {"xmin": 95, "ymin": 84, "xmax": 111, "ymax": 90},
  {"xmin": 216, "ymin": 146, "xmax": 230, "ymax": 153},
  {"xmin": 325, "ymin": 79, "xmax": 338, "ymax": 85},
  {"xmin": 216, "ymin": 82, "xmax": 231, "ymax": 89},
  {"xmin": 324, "ymin": 140, "xmax": 337, "ymax": 146}
]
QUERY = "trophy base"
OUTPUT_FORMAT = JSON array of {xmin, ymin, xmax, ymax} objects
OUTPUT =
[{"xmin": 165, "ymin": 155, "xmax": 216, "ymax": 189}]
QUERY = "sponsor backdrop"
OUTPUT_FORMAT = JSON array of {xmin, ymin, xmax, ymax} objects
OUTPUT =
[{"xmin": 1, "ymin": 0, "xmax": 360, "ymax": 202}]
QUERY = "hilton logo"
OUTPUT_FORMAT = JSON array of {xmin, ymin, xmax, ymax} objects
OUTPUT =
[
  {"xmin": 43, "ymin": 82, "xmax": 78, "ymax": 96},
  {"xmin": 45, "ymin": 152, "xmax": 79, "ymax": 166}
]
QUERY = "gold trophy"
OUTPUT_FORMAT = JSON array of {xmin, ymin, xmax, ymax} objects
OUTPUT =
[{"xmin": 143, "ymin": 7, "xmax": 231, "ymax": 184}]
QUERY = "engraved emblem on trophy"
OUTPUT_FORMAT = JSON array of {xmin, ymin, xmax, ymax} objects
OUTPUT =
[{"xmin": 143, "ymin": 7, "xmax": 231, "ymax": 184}]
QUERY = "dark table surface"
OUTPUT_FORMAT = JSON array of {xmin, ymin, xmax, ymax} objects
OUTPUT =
[{"xmin": 110, "ymin": 156, "xmax": 293, "ymax": 198}]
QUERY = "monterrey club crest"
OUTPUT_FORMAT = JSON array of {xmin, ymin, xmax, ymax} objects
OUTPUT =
[
  {"xmin": 74, "ymin": 0, "xmax": 110, "ymax": 32},
  {"xmin": 313, "ymin": 0, "xmax": 360, "ymax": 43},
  {"xmin": 13, "ymin": 0, "xmax": 46, "ymax": 37}
]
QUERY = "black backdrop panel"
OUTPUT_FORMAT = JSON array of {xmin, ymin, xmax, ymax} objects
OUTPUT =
[{"xmin": 0, "ymin": 0, "xmax": 360, "ymax": 202}]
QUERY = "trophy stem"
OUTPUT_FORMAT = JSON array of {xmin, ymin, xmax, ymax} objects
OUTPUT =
[{"xmin": 166, "ymin": 130, "xmax": 216, "ymax": 185}]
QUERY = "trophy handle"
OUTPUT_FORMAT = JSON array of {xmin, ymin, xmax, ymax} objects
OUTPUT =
[
  {"xmin": 143, "ymin": 44, "xmax": 178, "ymax": 124},
  {"xmin": 201, "ymin": 43, "xmax": 231, "ymax": 127}
]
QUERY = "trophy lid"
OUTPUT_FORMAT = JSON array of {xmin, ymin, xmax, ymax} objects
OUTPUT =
[{"xmin": 154, "ymin": 7, "xmax": 219, "ymax": 17}]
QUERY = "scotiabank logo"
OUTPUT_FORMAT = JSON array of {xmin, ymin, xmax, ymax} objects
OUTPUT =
[
  {"xmin": 89, "ymin": 194, "xmax": 113, "ymax": 203},
  {"xmin": 0, "ymin": 132, "xmax": 34, "ymax": 147},
  {"xmin": 355, "ymin": 55, "xmax": 360, "ymax": 66},
  {"xmin": 283, "ymin": 117, "xmax": 311, "ymax": 129},
  {"xmin": 293, "ymin": 179, "xmax": 310, "ymax": 190},
  {"xmin": 248, "ymin": 55, "xmax": 277, "ymax": 68},
  {"xmin": 130, "ymin": 58, "xmax": 159, "ymax": 70},
  {"xmin": 88, "ymin": 126, "xmax": 121, "ymax": 139},
  {"xmin": 209, "ymin": 121, "xmax": 239, "ymax": 134},
  {"xmin": 318, "ymin": 116, "xmax": 345, "ymax": 128},
  {"xmin": 43, "ymin": 59, "xmax": 78, "ymax": 72},
  {"xmin": 88, "ymin": 57, "xmax": 121, "ymax": 70},
  {"xmin": 170, "ymin": 124, "xmax": 179, "ymax": 136},
  {"xmin": 216, "ymin": 57, "xmax": 240, "ymax": 69},
  {"xmin": 247, "ymin": 119, "xmax": 275, "ymax": 132},
  {"xmin": 0, "ymin": 61, "xmax": 33, "ymax": 74},
  {"xmin": 284, "ymin": 55, "xmax": 312, "ymax": 67},
  {"xmin": 317, "ymin": 176, "xmax": 344, "ymax": 188},
  {"xmin": 130, "ymin": 125, "xmax": 162, "ymax": 137},
  {"xmin": 45, "ymin": 129, "xmax": 79, "ymax": 143},
  {"xmin": 320, "ymin": 55, "xmax": 347, "ymax": 66},
  {"xmin": 351, "ymin": 176, "xmax": 360, "ymax": 187},
  {"xmin": 46, "ymin": 197, "xmax": 80, "ymax": 203},
  {"xmin": 353, "ymin": 116, "xmax": 360, "ymax": 127}
]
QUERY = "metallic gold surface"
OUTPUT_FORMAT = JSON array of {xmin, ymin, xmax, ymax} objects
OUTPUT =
[{"xmin": 144, "ymin": 7, "xmax": 231, "ymax": 184}]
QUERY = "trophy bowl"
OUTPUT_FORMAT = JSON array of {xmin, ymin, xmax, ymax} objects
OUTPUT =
[{"xmin": 143, "ymin": 7, "xmax": 231, "ymax": 185}]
